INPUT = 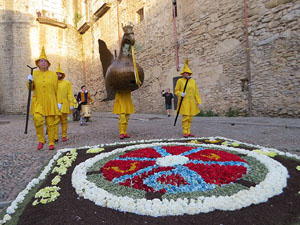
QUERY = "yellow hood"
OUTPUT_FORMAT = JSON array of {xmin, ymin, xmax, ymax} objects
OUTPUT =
[
  {"xmin": 35, "ymin": 46, "xmax": 51, "ymax": 66},
  {"xmin": 56, "ymin": 63, "xmax": 65, "ymax": 79},
  {"xmin": 180, "ymin": 59, "xmax": 192, "ymax": 75}
]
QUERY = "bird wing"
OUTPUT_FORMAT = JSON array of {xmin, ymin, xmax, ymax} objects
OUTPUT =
[{"xmin": 98, "ymin": 39, "xmax": 114, "ymax": 78}]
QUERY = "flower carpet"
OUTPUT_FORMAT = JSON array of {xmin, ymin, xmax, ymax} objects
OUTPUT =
[{"xmin": 1, "ymin": 137, "xmax": 300, "ymax": 225}]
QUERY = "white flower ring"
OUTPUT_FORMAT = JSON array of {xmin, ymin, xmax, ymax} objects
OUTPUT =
[{"xmin": 72, "ymin": 141, "xmax": 289, "ymax": 217}]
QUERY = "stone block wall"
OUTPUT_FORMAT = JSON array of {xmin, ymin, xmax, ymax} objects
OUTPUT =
[
  {"xmin": 0, "ymin": 10, "xmax": 33, "ymax": 114},
  {"xmin": 247, "ymin": 0, "xmax": 300, "ymax": 117},
  {"xmin": 0, "ymin": 0, "xmax": 299, "ymax": 117}
]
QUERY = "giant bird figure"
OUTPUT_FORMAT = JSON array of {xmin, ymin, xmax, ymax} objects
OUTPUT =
[{"xmin": 98, "ymin": 25, "xmax": 144, "ymax": 101}]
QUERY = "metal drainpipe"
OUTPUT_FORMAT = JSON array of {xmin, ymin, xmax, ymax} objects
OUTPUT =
[
  {"xmin": 243, "ymin": 0, "xmax": 253, "ymax": 116},
  {"xmin": 80, "ymin": 36, "xmax": 87, "ymax": 84},
  {"xmin": 172, "ymin": 1, "xmax": 179, "ymax": 71},
  {"xmin": 117, "ymin": 0, "xmax": 122, "ymax": 48}
]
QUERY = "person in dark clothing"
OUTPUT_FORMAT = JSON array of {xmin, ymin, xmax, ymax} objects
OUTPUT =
[
  {"xmin": 77, "ymin": 85, "xmax": 92, "ymax": 125},
  {"xmin": 161, "ymin": 88, "xmax": 174, "ymax": 117}
]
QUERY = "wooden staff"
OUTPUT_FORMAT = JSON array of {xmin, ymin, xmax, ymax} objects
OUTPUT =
[
  {"xmin": 174, "ymin": 77, "xmax": 190, "ymax": 126},
  {"xmin": 24, "ymin": 65, "xmax": 37, "ymax": 134}
]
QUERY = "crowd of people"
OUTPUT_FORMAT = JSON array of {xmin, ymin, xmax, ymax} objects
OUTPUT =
[{"xmin": 27, "ymin": 47, "xmax": 201, "ymax": 150}]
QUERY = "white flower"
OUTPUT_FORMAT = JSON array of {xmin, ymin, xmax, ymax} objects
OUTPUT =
[
  {"xmin": 156, "ymin": 155, "xmax": 189, "ymax": 167},
  {"xmin": 3, "ymin": 214, "xmax": 12, "ymax": 222},
  {"xmin": 6, "ymin": 206, "xmax": 15, "ymax": 214}
]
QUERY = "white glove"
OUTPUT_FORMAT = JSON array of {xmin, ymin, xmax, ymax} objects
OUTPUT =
[
  {"xmin": 27, "ymin": 75, "xmax": 33, "ymax": 81},
  {"xmin": 70, "ymin": 106, "xmax": 74, "ymax": 110},
  {"xmin": 181, "ymin": 92, "xmax": 186, "ymax": 97},
  {"xmin": 58, "ymin": 103, "xmax": 62, "ymax": 111}
]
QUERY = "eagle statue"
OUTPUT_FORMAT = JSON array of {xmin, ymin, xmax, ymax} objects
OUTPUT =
[{"xmin": 98, "ymin": 25, "xmax": 144, "ymax": 101}]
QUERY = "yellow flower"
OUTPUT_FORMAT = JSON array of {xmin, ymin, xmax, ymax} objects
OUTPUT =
[
  {"xmin": 204, "ymin": 139, "xmax": 221, "ymax": 144},
  {"xmin": 232, "ymin": 142, "xmax": 240, "ymax": 147},
  {"xmin": 32, "ymin": 199, "xmax": 39, "ymax": 206},
  {"xmin": 51, "ymin": 175, "xmax": 61, "ymax": 185},
  {"xmin": 52, "ymin": 166, "xmax": 67, "ymax": 175},
  {"xmin": 189, "ymin": 140, "xmax": 202, "ymax": 144},
  {"xmin": 221, "ymin": 141, "xmax": 229, "ymax": 146},
  {"xmin": 221, "ymin": 141, "xmax": 239, "ymax": 146},
  {"xmin": 253, "ymin": 149, "xmax": 277, "ymax": 157},
  {"xmin": 40, "ymin": 198, "xmax": 48, "ymax": 204},
  {"xmin": 87, "ymin": 147, "xmax": 105, "ymax": 153},
  {"xmin": 296, "ymin": 166, "xmax": 300, "ymax": 171},
  {"xmin": 50, "ymin": 192, "xmax": 60, "ymax": 201}
]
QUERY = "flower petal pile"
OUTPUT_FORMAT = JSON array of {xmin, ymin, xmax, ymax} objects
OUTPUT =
[
  {"xmin": 100, "ymin": 146, "xmax": 249, "ymax": 193},
  {"xmin": 72, "ymin": 141, "xmax": 289, "ymax": 216}
]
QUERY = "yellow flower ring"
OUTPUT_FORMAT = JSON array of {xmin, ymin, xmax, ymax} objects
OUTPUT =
[{"xmin": 72, "ymin": 141, "xmax": 289, "ymax": 216}]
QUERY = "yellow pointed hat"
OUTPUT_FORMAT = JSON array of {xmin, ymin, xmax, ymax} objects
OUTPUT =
[
  {"xmin": 180, "ymin": 59, "xmax": 192, "ymax": 75},
  {"xmin": 56, "ymin": 63, "xmax": 65, "ymax": 79},
  {"xmin": 35, "ymin": 46, "xmax": 51, "ymax": 66}
]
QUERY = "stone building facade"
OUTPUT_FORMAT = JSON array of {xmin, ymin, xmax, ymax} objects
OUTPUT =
[{"xmin": 0, "ymin": 0, "xmax": 299, "ymax": 117}]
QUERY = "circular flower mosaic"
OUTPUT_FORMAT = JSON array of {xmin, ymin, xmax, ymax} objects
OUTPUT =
[
  {"xmin": 72, "ymin": 142, "xmax": 289, "ymax": 216},
  {"xmin": 100, "ymin": 146, "xmax": 249, "ymax": 193}
]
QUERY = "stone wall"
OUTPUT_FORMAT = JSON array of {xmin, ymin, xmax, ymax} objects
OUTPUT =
[
  {"xmin": 0, "ymin": 10, "xmax": 33, "ymax": 114},
  {"xmin": 94, "ymin": 0, "xmax": 251, "ymax": 114},
  {"xmin": 248, "ymin": 0, "xmax": 300, "ymax": 117},
  {"xmin": 0, "ymin": 0, "xmax": 299, "ymax": 117},
  {"xmin": 85, "ymin": 0, "xmax": 299, "ymax": 117}
]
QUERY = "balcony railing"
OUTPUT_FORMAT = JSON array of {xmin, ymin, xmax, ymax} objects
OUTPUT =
[{"xmin": 36, "ymin": 10, "xmax": 67, "ymax": 29}]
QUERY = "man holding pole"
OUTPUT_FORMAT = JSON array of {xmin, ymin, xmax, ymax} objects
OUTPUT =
[
  {"xmin": 175, "ymin": 59, "xmax": 201, "ymax": 138},
  {"xmin": 27, "ymin": 47, "xmax": 61, "ymax": 150}
]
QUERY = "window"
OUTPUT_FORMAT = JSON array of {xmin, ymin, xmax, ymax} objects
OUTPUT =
[{"xmin": 137, "ymin": 8, "xmax": 144, "ymax": 23}]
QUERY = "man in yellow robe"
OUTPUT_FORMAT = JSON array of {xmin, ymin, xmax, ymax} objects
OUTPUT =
[
  {"xmin": 27, "ymin": 47, "xmax": 61, "ymax": 150},
  {"xmin": 175, "ymin": 59, "xmax": 201, "ymax": 138},
  {"xmin": 54, "ymin": 63, "xmax": 74, "ymax": 142},
  {"xmin": 113, "ymin": 90, "xmax": 135, "ymax": 139}
]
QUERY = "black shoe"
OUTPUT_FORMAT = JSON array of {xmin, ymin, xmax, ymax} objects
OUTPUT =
[
  {"xmin": 168, "ymin": 115, "xmax": 170, "ymax": 117},
  {"xmin": 54, "ymin": 139, "xmax": 58, "ymax": 143}
]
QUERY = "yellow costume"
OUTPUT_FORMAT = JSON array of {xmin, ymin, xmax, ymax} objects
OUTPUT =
[
  {"xmin": 27, "ymin": 47, "xmax": 61, "ymax": 148},
  {"xmin": 175, "ymin": 59, "xmax": 201, "ymax": 136},
  {"xmin": 73, "ymin": 98, "xmax": 78, "ymax": 109},
  {"xmin": 54, "ymin": 63, "xmax": 74, "ymax": 141},
  {"xmin": 113, "ymin": 90, "xmax": 135, "ymax": 136}
]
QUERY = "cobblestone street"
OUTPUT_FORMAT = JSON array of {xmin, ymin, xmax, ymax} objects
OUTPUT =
[{"xmin": 1, "ymin": 112, "xmax": 300, "ymax": 210}]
